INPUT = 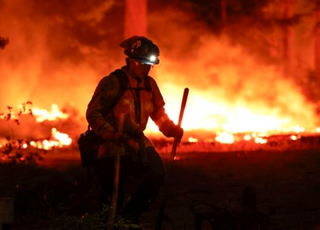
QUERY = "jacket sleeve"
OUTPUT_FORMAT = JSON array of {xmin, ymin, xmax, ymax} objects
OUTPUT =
[
  {"xmin": 148, "ymin": 77, "xmax": 177, "ymax": 137},
  {"xmin": 86, "ymin": 74, "xmax": 120, "ymax": 139}
]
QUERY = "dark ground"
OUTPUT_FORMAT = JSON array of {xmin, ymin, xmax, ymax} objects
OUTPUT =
[{"xmin": 1, "ymin": 148, "xmax": 320, "ymax": 230}]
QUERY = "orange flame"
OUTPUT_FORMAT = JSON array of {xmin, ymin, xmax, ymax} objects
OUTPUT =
[
  {"xmin": 32, "ymin": 104, "xmax": 69, "ymax": 122},
  {"xmin": 0, "ymin": 103, "xmax": 72, "ymax": 150},
  {"xmin": 29, "ymin": 128, "xmax": 72, "ymax": 150}
]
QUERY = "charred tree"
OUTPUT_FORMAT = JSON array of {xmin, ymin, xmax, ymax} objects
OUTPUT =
[
  {"xmin": 124, "ymin": 0, "xmax": 147, "ymax": 39},
  {"xmin": 315, "ymin": 3, "xmax": 320, "ymax": 78},
  {"xmin": 282, "ymin": 0, "xmax": 294, "ymax": 77}
]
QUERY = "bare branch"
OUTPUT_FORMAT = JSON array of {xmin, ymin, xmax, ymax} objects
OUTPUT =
[{"xmin": 0, "ymin": 36, "xmax": 9, "ymax": 50}]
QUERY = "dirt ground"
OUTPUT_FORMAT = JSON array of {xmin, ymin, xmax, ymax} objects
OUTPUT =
[
  {"xmin": 1, "ymin": 148, "xmax": 320, "ymax": 230},
  {"xmin": 142, "ymin": 150, "xmax": 320, "ymax": 230}
]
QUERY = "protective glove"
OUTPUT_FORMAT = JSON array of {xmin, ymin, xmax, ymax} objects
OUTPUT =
[
  {"xmin": 171, "ymin": 125, "xmax": 184, "ymax": 143},
  {"xmin": 160, "ymin": 120, "xmax": 184, "ymax": 143}
]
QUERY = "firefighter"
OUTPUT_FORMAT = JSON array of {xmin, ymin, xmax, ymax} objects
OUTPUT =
[{"xmin": 86, "ymin": 35, "xmax": 184, "ymax": 228}]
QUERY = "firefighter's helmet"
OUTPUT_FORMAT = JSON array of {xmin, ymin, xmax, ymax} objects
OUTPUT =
[{"xmin": 120, "ymin": 36, "xmax": 160, "ymax": 65}]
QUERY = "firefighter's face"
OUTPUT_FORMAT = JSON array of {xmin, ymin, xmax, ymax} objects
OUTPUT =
[{"xmin": 130, "ymin": 59, "xmax": 152, "ymax": 79}]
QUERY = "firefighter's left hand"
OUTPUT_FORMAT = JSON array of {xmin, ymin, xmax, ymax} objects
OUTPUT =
[{"xmin": 172, "ymin": 126, "xmax": 184, "ymax": 143}]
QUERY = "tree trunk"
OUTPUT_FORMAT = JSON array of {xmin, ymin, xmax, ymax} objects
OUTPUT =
[
  {"xmin": 315, "ymin": 3, "xmax": 320, "ymax": 77},
  {"xmin": 282, "ymin": 0, "xmax": 294, "ymax": 77},
  {"xmin": 124, "ymin": 0, "xmax": 147, "ymax": 39},
  {"xmin": 221, "ymin": 0, "xmax": 227, "ymax": 22}
]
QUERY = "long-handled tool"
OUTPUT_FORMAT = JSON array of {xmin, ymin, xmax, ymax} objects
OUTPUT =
[
  {"xmin": 107, "ymin": 114, "xmax": 125, "ymax": 230},
  {"xmin": 155, "ymin": 88, "xmax": 189, "ymax": 230}
]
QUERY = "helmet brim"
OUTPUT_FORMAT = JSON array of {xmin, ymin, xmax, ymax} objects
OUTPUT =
[{"xmin": 135, "ymin": 57, "xmax": 160, "ymax": 65}]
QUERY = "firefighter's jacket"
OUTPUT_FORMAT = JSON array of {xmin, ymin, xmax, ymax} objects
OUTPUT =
[{"xmin": 86, "ymin": 67, "xmax": 174, "ymax": 162}]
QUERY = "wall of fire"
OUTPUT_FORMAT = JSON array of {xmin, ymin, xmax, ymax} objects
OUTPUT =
[{"xmin": 1, "ymin": 0, "xmax": 320, "ymax": 148}]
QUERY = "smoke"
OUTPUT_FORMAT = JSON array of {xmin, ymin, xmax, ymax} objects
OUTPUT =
[
  {"xmin": 0, "ymin": 0, "xmax": 124, "ymax": 130},
  {"xmin": 148, "ymin": 2, "xmax": 319, "ymax": 132}
]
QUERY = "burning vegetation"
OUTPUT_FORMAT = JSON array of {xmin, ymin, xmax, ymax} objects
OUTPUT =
[
  {"xmin": 1, "ymin": 0, "xmax": 320, "ymax": 161},
  {"xmin": 0, "ymin": 102, "xmax": 74, "ymax": 163}
]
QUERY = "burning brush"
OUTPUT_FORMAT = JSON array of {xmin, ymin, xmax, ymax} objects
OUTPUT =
[{"xmin": 0, "ymin": 102, "xmax": 73, "ymax": 164}]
